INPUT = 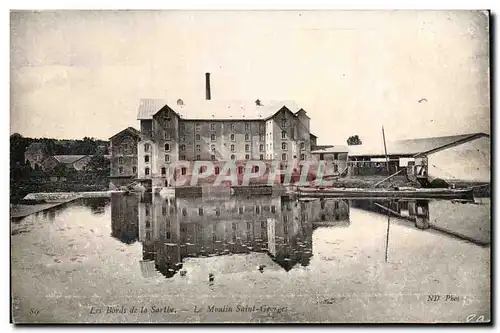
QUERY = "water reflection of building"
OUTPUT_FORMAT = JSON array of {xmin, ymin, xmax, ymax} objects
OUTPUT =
[
  {"xmin": 110, "ymin": 193, "xmax": 353, "ymax": 278},
  {"xmin": 351, "ymin": 199, "xmax": 430, "ymax": 229},
  {"xmin": 110, "ymin": 193, "xmax": 140, "ymax": 244}
]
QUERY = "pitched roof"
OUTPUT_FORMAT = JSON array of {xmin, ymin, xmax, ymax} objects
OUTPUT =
[
  {"xmin": 349, "ymin": 133, "xmax": 489, "ymax": 157},
  {"xmin": 53, "ymin": 155, "xmax": 88, "ymax": 164},
  {"xmin": 109, "ymin": 126, "xmax": 142, "ymax": 140},
  {"xmin": 311, "ymin": 145, "xmax": 350, "ymax": 154},
  {"xmin": 137, "ymin": 98, "xmax": 302, "ymax": 121}
]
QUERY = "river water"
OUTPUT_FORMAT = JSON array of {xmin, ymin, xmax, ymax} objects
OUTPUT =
[{"xmin": 11, "ymin": 192, "xmax": 490, "ymax": 323}]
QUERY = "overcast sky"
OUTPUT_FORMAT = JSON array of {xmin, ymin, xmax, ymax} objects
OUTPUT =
[{"xmin": 10, "ymin": 10, "xmax": 490, "ymax": 148}]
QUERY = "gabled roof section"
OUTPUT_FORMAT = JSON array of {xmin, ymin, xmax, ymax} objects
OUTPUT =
[
  {"xmin": 349, "ymin": 132, "xmax": 490, "ymax": 157},
  {"xmin": 109, "ymin": 127, "xmax": 142, "ymax": 140},
  {"xmin": 137, "ymin": 99, "xmax": 171, "ymax": 120},
  {"xmin": 137, "ymin": 98, "xmax": 300, "ymax": 121},
  {"xmin": 53, "ymin": 155, "xmax": 88, "ymax": 164}
]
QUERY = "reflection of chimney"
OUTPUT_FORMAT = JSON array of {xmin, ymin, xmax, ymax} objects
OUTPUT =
[{"xmin": 205, "ymin": 73, "xmax": 211, "ymax": 100}]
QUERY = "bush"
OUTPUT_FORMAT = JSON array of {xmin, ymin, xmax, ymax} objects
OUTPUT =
[{"xmin": 429, "ymin": 178, "xmax": 449, "ymax": 188}]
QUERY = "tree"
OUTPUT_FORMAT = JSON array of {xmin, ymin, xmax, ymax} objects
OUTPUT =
[{"xmin": 347, "ymin": 135, "xmax": 362, "ymax": 146}]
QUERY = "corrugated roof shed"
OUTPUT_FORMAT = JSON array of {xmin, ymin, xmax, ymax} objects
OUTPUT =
[
  {"xmin": 137, "ymin": 98, "xmax": 302, "ymax": 120},
  {"xmin": 349, "ymin": 133, "xmax": 489, "ymax": 157},
  {"xmin": 311, "ymin": 145, "xmax": 350, "ymax": 154}
]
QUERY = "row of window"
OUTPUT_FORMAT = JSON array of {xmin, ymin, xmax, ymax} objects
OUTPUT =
[
  {"xmin": 118, "ymin": 166, "xmax": 137, "ymax": 174},
  {"xmin": 144, "ymin": 141, "xmax": 306, "ymax": 154},
  {"xmin": 179, "ymin": 122, "xmax": 266, "ymax": 132}
]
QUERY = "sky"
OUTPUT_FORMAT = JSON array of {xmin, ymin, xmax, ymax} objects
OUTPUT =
[{"xmin": 10, "ymin": 10, "xmax": 490, "ymax": 149}]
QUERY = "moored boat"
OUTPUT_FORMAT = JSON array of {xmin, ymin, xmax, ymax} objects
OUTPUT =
[{"xmin": 296, "ymin": 186, "xmax": 474, "ymax": 200}]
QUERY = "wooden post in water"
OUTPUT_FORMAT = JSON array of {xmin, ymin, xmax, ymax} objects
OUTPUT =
[{"xmin": 382, "ymin": 126, "xmax": 391, "ymax": 176}]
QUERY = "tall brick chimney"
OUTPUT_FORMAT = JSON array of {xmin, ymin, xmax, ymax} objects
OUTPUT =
[{"xmin": 205, "ymin": 73, "xmax": 211, "ymax": 100}]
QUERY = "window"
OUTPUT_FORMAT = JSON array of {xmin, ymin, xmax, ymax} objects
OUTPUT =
[
  {"xmin": 334, "ymin": 164, "xmax": 339, "ymax": 173},
  {"xmin": 118, "ymin": 157, "xmax": 123, "ymax": 165},
  {"xmin": 119, "ymin": 167, "xmax": 124, "ymax": 174},
  {"xmin": 181, "ymin": 167, "xmax": 187, "ymax": 175},
  {"xmin": 260, "ymin": 134, "xmax": 265, "ymax": 141},
  {"xmin": 247, "ymin": 222, "xmax": 251, "ymax": 230},
  {"xmin": 196, "ymin": 144, "xmax": 201, "ymax": 152},
  {"xmin": 291, "ymin": 128, "xmax": 295, "ymax": 139},
  {"xmin": 215, "ymin": 208, "xmax": 220, "ymax": 216},
  {"xmin": 180, "ymin": 155, "xmax": 186, "ymax": 160},
  {"xmin": 145, "ymin": 206, "xmax": 150, "ymax": 216},
  {"xmin": 132, "ymin": 166, "xmax": 137, "ymax": 174},
  {"xmin": 253, "ymin": 166, "xmax": 260, "ymax": 173},
  {"xmin": 162, "ymin": 205, "xmax": 167, "ymax": 216},
  {"xmin": 165, "ymin": 132, "xmax": 171, "ymax": 140},
  {"xmin": 199, "ymin": 208, "xmax": 204, "ymax": 216},
  {"xmin": 196, "ymin": 134, "xmax": 201, "ymax": 141},
  {"xmin": 211, "ymin": 134, "xmax": 216, "ymax": 141},
  {"xmin": 334, "ymin": 153, "xmax": 339, "ymax": 160},
  {"xmin": 230, "ymin": 134, "xmax": 235, "ymax": 141},
  {"xmin": 182, "ymin": 208, "xmax": 187, "ymax": 217},
  {"xmin": 144, "ymin": 155, "xmax": 150, "ymax": 163},
  {"xmin": 245, "ymin": 123, "xmax": 250, "ymax": 130},
  {"xmin": 169, "ymin": 206, "xmax": 174, "ymax": 215},
  {"xmin": 181, "ymin": 136, "xmax": 185, "ymax": 142},
  {"xmin": 161, "ymin": 167, "xmax": 166, "ymax": 175},
  {"xmin": 261, "ymin": 221, "xmax": 266, "ymax": 228},
  {"xmin": 255, "ymin": 206, "xmax": 261, "ymax": 214},
  {"xmin": 215, "ymin": 166, "xmax": 220, "ymax": 175},
  {"xmin": 300, "ymin": 154, "xmax": 305, "ymax": 161},
  {"xmin": 166, "ymin": 232, "xmax": 171, "ymax": 239},
  {"xmin": 245, "ymin": 144, "xmax": 250, "ymax": 152},
  {"xmin": 145, "ymin": 167, "xmax": 150, "ymax": 175},
  {"xmin": 260, "ymin": 154, "xmax": 264, "ymax": 160},
  {"xmin": 271, "ymin": 205, "xmax": 276, "ymax": 213},
  {"xmin": 245, "ymin": 154, "xmax": 250, "ymax": 160},
  {"xmin": 231, "ymin": 123, "xmax": 235, "ymax": 131},
  {"xmin": 281, "ymin": 119, "xmax": 287, "ymax": 128},
  {"xmin": 259, "ymin": 144, "xmax": 264, "ymax": 152},
  {"xmin": 195, "ymin": 123, "xmax": 200, "ymax": 131},
  {"xmin": 238, "ymin": 207, "xmax": 244, "ymax": 214},
  {"xmin": 165, "ymin": 155, "xmax": 170, "ymax": 162},
  {"xmin": 196, "ymin": 155, "xmax": 201, "ymax": 160},
  {"xmin": 123, "ymin": 143, "xmax": 128, "ymax": 151},
  {"xmin": 245, "ymin": 133, "xmax": 250, "ymax": 141},
  {"xmin": 144, "ymin": 143, "xmax": 150, "ymax": 152},
  {"xmin": 281, "ymin": 131, "xmax": 286, "ymax": 139},
  {"xmin": 231, "ymin": 154, "xmax": 235, "ymax": 160},
  {"xmin": 284, "ymin": 215, "xmax": 288, "ymax": 224},
  {"xmin": 300, "ymin": 142, "xmax": 305, "ymax": 150},
  {"xmin": 282, "ymin": 142, "xmax": 287, "ymax": 150},
  {"xmin": 164, "ymin": 143, "xmax": 170, "ymax": 151},
  {"xmin": 231, "ymin": 144, "xmax": 235, "ymax": 152},
  {"xmin": 211, "ymin": 123, "xmax": 216, "ymax": 131},
  {"xmin": 211, "ymin": 155, "xmax": 216, "ymax": 161},
  {"xmin": 180, "ymin": 144, "xmax": 186, "ymax": 151},
  {"xmin": 238, "ymin": 166, "xmax": 244, "ymax": 174},
  {"xmin": 282, "ymin": 153, "xmax": 287, "ymax": 161},
  {"xmin": 180, "ymin": 123, "xmax": 185, "ymax": 130}
]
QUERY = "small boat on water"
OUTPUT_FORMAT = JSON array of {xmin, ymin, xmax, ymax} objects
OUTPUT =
[{"xmin": 296, "ymin": 186, "xmax": 474, "ymax": 200}]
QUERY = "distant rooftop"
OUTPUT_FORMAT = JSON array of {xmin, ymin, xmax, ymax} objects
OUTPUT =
[
  {"xmin": 137, "ymin": 98, "xmax": 304, "ymax": 121},
  {"xmin": 53, "ymin": 155, "xmax": 88, "ymax": 164},
  {"xmin": 311, "ymin": 145, "xmax": 349, "ymax": 154},
  {"xmin": 348, "ymin": 133, "xmax": 489, "ymax": 157}
]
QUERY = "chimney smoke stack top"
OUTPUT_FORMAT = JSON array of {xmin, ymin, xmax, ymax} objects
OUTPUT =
[{"xmin": 205, "ymin": 73, "xmax": 211, "ymax": 100}]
